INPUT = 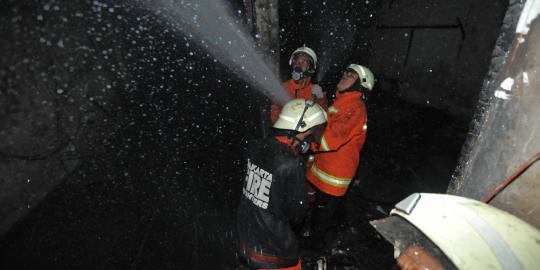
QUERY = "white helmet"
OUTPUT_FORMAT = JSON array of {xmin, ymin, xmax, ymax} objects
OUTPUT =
[
  {"xmin": 273, "ymin": 99, "xmax": 327, "ymax": 133},
  {"xmin": 289, "ymin": 46, "xmax": 318, "ymax": 69},
  {"xmin": 347, "ymin": 64, "xmax": 375, "ymax": 91},
  {"xmin": 371, "ymin": 193, "xmax": 540, "ymax": 270}
]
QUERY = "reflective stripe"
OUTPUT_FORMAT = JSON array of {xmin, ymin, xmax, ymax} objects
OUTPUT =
[
  {"xmin": 306, "ymin": 110, "xmax": 323, "ymax": 122},
  {"xmin": 328, "ymin": 106, "xmax": 338, "ymax": 114},
  {"xmin": 241, "ymin": 245, "xmax": 297, "ymax": 265},
  {"xmin": 278, "ymin": 115, "xmax": 297, "ymax": 123},
  {"xmin": 359, "ymin": 66, "xmax": 366, "ymax": 77},
  {"xmin": 455, "ymin": 204, "xmax": 524, "ymax": 270},
  {"xmin": 320, "ymin": 136, "xmax": 330, "ymax": 151},
  {"xmin": 311, "ymin": 164, "xmax": 351, "ymax": 187}
]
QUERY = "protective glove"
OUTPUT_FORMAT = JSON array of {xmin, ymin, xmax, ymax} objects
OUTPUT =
[{"xmin": 311, "ymin": 84, "xmax": 325, "ymax": 99}]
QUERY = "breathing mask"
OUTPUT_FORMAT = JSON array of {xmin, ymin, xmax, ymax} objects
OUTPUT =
[{"xmin": 291, "ymin": 67, "xmax": 305, "ymax": 81}]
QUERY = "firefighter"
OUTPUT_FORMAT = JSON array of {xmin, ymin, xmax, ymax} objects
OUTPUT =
[
  {"xmin": 371, "ymin": 193, "xmax": 540, "ymax": 270},
  {"xmin": 237, "ymin": 99, "xmax": 327, "ymax": 269},
  {"xmin": 303, "ymin": 64, "xmax": 375, "ymax": 247},
  {"xmin": 270, "ymin": 46, "xmax": 327, "ymax": 124}
]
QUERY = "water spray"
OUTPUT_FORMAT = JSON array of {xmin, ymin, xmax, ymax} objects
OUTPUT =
[{"xmin": 140, "ymin": 0, "xmax": 289, "ymax": 105}]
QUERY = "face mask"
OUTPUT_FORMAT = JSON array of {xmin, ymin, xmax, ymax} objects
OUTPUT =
[
  {"xmin": 291, "ymin": 67, "xmax": 305, "ymax": 81},
  {"xmin": 296, "ymin": 134, "xmax": 313, "ymax": 154}
]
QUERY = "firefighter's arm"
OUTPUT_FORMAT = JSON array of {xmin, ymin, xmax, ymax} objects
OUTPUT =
[{"xmin": 312, "ymin": 84, "xmax": 328, "ymax": 110}]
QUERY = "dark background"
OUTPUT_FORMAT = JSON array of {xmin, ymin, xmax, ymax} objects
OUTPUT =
[{"xmin": 0, "ymin": 0, "xmax": 508, "ymax": 269}]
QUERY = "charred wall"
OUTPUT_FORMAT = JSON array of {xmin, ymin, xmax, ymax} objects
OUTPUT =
[
  {"xmin": 280, "ymin": 0, "xmax": 507, "ymax": 118},
  {"xmin": 450, "ymin": 0, "xmax": 540, "ymax": 229},
  {"xmin": 1, "ymin": 0, "xmax": 260, "ymax": 268},
  {"xmin": 0, "ymin": 0, "xmax": 131, "ymax": 235}
]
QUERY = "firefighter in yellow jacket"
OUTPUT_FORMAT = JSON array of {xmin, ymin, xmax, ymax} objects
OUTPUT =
[{"xmin": 304, "ymin": 64, "xmax": 375, "ymax": 247}]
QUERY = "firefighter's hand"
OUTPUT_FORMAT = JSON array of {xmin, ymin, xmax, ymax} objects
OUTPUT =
[{"xmin": 311, "ymin": 84, "xmax": 324, "ymax": 99}]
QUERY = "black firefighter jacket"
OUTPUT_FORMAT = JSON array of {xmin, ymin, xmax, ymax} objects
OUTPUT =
[{"xmin": 237, "ymin": 136, "xmax": 308, "ymax": 268}]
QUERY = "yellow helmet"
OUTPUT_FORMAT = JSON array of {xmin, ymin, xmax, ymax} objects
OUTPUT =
[{"xmin": 273, "ymin": 99, "xmax": 327, "ymax": 133}]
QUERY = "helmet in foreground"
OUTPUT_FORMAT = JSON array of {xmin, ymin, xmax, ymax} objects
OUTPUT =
[{"xmin": 371, "ymin": 193, "xmax": 540, "ymax": 270}]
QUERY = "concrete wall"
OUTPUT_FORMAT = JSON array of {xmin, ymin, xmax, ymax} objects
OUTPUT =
[
  {"xmin": 279, "ymin": 0, "xmax": 507, "ymax": 118},
  {"xmin": 0, "ymin": 1, "xmax": 262, "ymax": 267},
  {"xmin": 450, "ymin": 0, "xmax": 540, "ymax": 229},
  {"xmin": 0, "ymin": 0, "xmax": 131, "ymax": 234},
  {"xmin": 367, "ymin": 0, "xmax": 508, "ymax": 118}
]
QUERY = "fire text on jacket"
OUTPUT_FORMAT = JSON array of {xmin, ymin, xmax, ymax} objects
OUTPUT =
[{"xmin": 242, "ymin": 159, "xmax": 272, "ymax": 209}]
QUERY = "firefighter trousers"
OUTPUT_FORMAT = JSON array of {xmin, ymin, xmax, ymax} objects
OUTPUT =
[{"xmin": 303, "ymin": 189, "xmax": 345, "ymax": 247}]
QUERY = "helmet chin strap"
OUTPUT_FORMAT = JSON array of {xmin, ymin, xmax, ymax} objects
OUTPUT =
[
  {"xmin": 340, "ymin": 79, "xmax": 369, "ymax": 101},
  {"xmin": 342, "ymin": 78, "xmax": 363, "ymax": 92},
  {"xmin": 290, "ymin": 134, "xmax": 312, "ymax": 154},
  {"xmin": 286, "ymin": 100, "xmax": 315, "ymax": 153}
]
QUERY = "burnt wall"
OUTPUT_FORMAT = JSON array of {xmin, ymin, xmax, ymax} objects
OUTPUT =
[
  {"xmin": 1, "ymin": 0, "xmax": 259, "ymax": 268},
  {"xmin": 450, "ymin": 0, "xmax": 540, "ymax": 229},
  {"xmin": 0, "ymin": 0, "xmax": 131, "ymax": 235},
  {"xmin": 280, "ymin": 0, "xmax": 507, "ymax": 118},
  {"xmin": 368, "ymin": 0, "xmax": 508, "ymax": 117}
]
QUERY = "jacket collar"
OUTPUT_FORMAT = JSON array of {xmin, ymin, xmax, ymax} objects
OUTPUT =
[
  {"xmin": 275, "ymin": 136, "xmax": 298, "ymax": 155},
  {"xmin": 288, "ymin": 78, "xmax": 311, "ymax": 89},
  {"xmin": 335, "ymin": 90, "xmax": 362, "ymax": 101}
]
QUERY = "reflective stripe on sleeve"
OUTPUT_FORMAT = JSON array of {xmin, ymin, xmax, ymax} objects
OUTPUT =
[
  {"xmin": 311, "ymin": 164, "xmax": 351, "ymax": 187},
  {"xmin": 320, "ymin": 136, "xmax": 330, "ymax": 151}
]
